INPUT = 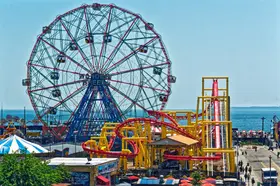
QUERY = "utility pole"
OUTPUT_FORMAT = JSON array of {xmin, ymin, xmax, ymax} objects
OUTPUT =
[
  {"xmin": 0, "ymin": 103, "xmax": 3, "ymax": 136},
  {"xmin": 24, "ymin": 106, "xmax": 26, "ymax": 135},
  {"xmin": 1, "ymin": 103, "xmax": 3, "ymax": 124},
  {"xmin": 269, "ymin": 155, "xmax": 272, "ymax": 186},
  {"xmin": 261, "ymin": 117, "xmax": 265, "ymax": 132}
]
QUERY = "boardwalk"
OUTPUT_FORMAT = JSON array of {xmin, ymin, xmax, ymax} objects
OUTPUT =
[{"xmin": 238, "ymin": 145, "xmax": 280, "ymax": 185}]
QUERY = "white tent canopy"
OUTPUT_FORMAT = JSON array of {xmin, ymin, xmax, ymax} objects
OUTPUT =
[{"xmin": 0, "ymin": 135, "xmax": 48, "ymax": 154}]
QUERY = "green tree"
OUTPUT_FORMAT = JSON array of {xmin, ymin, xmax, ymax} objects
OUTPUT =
[
  {"xmin": 191, "ymin": 171, "xmax": 202, "ymax": 186},
  {"xmin": 0, "ymin": 153, "xmax": 70, "ymax": 186}
]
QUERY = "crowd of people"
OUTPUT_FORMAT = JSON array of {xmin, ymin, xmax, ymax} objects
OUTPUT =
[{"xmin": 238, "ymin": 160, "xmax": 255, "ymax": 185}]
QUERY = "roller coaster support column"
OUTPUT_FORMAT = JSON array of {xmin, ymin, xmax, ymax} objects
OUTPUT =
[
  {"xmin": 168, "ymin": 111, "xmax": 176, "ymax": 135},
  {"xmin": 188, "ymin": 146, "xmax": 194, "ymax": 170},
  {"xmin": 228, "ymin": 122, "xmax": 235, "ymax": 172},
  {"xmin": 122, "ymin": 137, "xmax": 148, "ymax": 169},
  {"xmin": 144, "ymin": 121, "xmax": 152, "ymax": 142},
  {"xmin": 183, "ymin": 148, "xmax": 188, "ymax": 169},
  {"xmin": 201, "ymin": 121, "xmax": 206, "ymax": 170},
  {"xmin": 88, "ymin": 140, "xmax": 95, "ymax": 159},
  {"xmin": 160, "ymin": 116, "xmax": 166, "ymax": 163},
  {"xmin": 151, "ymin": 147, "xmax": 156, "ymax": 167}
]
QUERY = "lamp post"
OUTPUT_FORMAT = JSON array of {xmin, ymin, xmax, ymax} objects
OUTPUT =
[
  {"xmin": 269, "ymin": 155, "xmax": 272, "ymax": 186},
  {"xmin": 236, "ymin": 142, "xmax": 239, "ymax": 178},
  {"xmin": 261, "ymin": 117, "xmax": 266, "ymax": 132},
  {"xmin": 74, "ymin": 130, "xmax": 78, "ymax": 156},
  {"xmin": 261, "ymin": 117, "xmax": 266, "ymax": 145},
  {"xmin": 49, "ymin": 135, "xmax": 51, "ymax": 157},
  {"xmin": 62, "ymin": 141, "xmax": 64, "ymax": 157}
]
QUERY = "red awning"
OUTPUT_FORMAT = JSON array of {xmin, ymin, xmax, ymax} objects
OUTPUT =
[
  {"xmin": 97, "ymin": 175, "xmax": 110, "ymax": 183},
  {"xmin": 128, "ymin": 176, "xmax": 139, "ymax": 180}
]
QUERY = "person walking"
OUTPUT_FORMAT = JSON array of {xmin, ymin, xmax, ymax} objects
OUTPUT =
[
  {"xmin": 251, "ymin": 177, "xmax": 255, "ymax": 185},
  {"xmin": 239, "ymin": 166, "xmax": 242, "ymax": 173},
  {"xmin": 247, "ymin": 173, "xmax": 250, "ymax": 182},
  {"xmin": 244, "ymin": 173, "xmax": 248, "ymax": 181},
  {"xmin": 249, "ymin": 166, "xmax": 252, "ymax": 174}
]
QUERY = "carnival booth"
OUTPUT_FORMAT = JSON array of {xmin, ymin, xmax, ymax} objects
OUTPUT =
[{"xmin": 0, "ymin": 135, "xmax": 48, "ymax": 154}]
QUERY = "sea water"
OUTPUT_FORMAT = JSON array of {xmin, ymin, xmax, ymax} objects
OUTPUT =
[{"xmin": 1, "ymin": 107, "xmax": 280, "ymax": 132}]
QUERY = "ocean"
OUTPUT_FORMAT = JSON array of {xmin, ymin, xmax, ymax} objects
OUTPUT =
[{"xmin": 1, "ymin": 107, "xmax": 280, "ymax": 132}]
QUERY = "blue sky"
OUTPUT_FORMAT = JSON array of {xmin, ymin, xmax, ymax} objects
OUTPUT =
[{"xmin": 0, "ymin": 0, "xmax": 279, "ymax": 109}]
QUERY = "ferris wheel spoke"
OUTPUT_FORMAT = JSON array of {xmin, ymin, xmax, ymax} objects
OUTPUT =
[
  {"xmin": 108, "ymin": 84, "xmax": 146, "ymax": 111},
  {"xmin": 66, "ymin": 97, "xmax": 81, "ymax": 123},
  {"xmin": 84, "ymin": 6, "xmax": 112, "ymax": 70},
  {"xmin": 106, "ymin": 36, "xmax": 158, "ymax": 73},
  {"xmin": 74, "ymin": 10, "xmax": 85, "ymax": 39},
  {"xmin": 31, "ymin": 64, "xmax": 84, "ymax": 76},
  {"xmin": 31, "ymin": 92, "xmax": 59, "ymax": 105},
  {"xmin": 41, "ymin": 42, "xmax": 55, "ymax": 67},
  {"xmin": 40, "ymin": 84, "xmax": 86, "ymax": 118},
  {"xmin": 30, "ymin": 79, "xmax": 85, "ymax": 93},
  {"xmin": 41, "ymin": 38, "xmax": 91, "ymax": 73},
  {"xmin": 59, "ymin": 18, "xmax": 93, "ymax": 72},
  {"xmin": 141, "ymin": 88, "xmax": 155, "ymax": 111},
  {"xmin": 88, "ymin": 12, "xmax": 113, "ymax": 71},
  {"xmin": 143, "ymin": 70, "xmax": 168, "ymax": 90},
  {"xmin": 124, "ymin": 36, "xmax": 155, "ymax": 41},
  {"xmin": 84, "ymin": 8, "xmax": 96, "ymax": 70},
  {"xmin": 103, "ymin": 87, "xmax": 123, "ymax": 118},
  {"xmin": 101, "ymin": 17, "xmax": 138, "ymax": 72},
  {"xmin": 31, "ymin": 66, "xmax": 54, "ymax": 86},
  {"xmin": 110, "ymin": 62, "xmax": 169, "ymax": 76},
  {"xmin": 107, "ymin": 16, "xmax": 135, "ymax": 34},
  {"xmin": 87, "ymin": 7, "xmax": 112, "ymax": 71},
  {"xmin": 108, "ymin": 79, "xmax": 168, "ymax": 93},
  {"xmin": 97, "ymin": 6, "xmax": 112, "ymax": 71}
]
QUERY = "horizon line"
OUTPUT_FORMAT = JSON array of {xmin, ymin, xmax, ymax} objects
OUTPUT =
[{"xmin": 1, "ymin": 105, "xmax": 279, "ymax": 111}]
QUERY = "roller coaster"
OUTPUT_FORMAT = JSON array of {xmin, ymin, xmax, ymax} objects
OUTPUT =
[{"xmin": 82, "ymin": 76, "xmax": 235, "ymax": 173}]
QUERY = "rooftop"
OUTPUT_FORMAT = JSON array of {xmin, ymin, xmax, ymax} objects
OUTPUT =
[
  {"xmin": 150, "ymin": 135, "xmax": 199, "ymax": 146},
  {"xmin": 261, "ymin": 168, "xmax": 277, "ymax": 171},
  {"xmin": 48, "ymin": 157, "xmax": 118, "ymax": 166},
  {"xmin": 168, "ymin": 135, "xmax": 198, "ymax": 146}
]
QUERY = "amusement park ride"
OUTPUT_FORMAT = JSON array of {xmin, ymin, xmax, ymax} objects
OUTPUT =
[
  {"xmin": 82, "ymin": 76, "xmax": 235, "ymax": 173},
  {"xmin": 0, "ymin": 121, "xmax": 17, "ymax": 139},
  {"xmin": 21, "ymin": 3, "xmax": 235, "ymax": 173}
]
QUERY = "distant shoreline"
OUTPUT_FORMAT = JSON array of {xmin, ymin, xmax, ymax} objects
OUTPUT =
[{"xmin": 1, "ymin": 106, "xmax": 280, "ymax": 111}]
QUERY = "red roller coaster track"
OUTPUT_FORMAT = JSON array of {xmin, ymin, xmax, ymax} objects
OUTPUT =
[{"xmin": 82, "ymin": 80, "xmax": 222, "ymax": 161}]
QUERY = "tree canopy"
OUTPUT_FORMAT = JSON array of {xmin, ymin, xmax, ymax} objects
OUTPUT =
[
  {"xmin": 0, "ymin": 153, "xmax": 70, "ymax": 186},
  {"xmin": 191, "ymin": 171, "xmax": 202, "ymax": 186}
]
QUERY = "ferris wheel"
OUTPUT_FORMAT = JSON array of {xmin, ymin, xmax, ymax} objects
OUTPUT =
[{"xmin": 22, "ymin": 3, "xmax": 176, "ymax": 141}]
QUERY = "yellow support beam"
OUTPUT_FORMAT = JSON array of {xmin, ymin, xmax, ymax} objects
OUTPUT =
[{"xmin": 203, "ymin": 148, "xmax": 235, "ymax": 153}]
